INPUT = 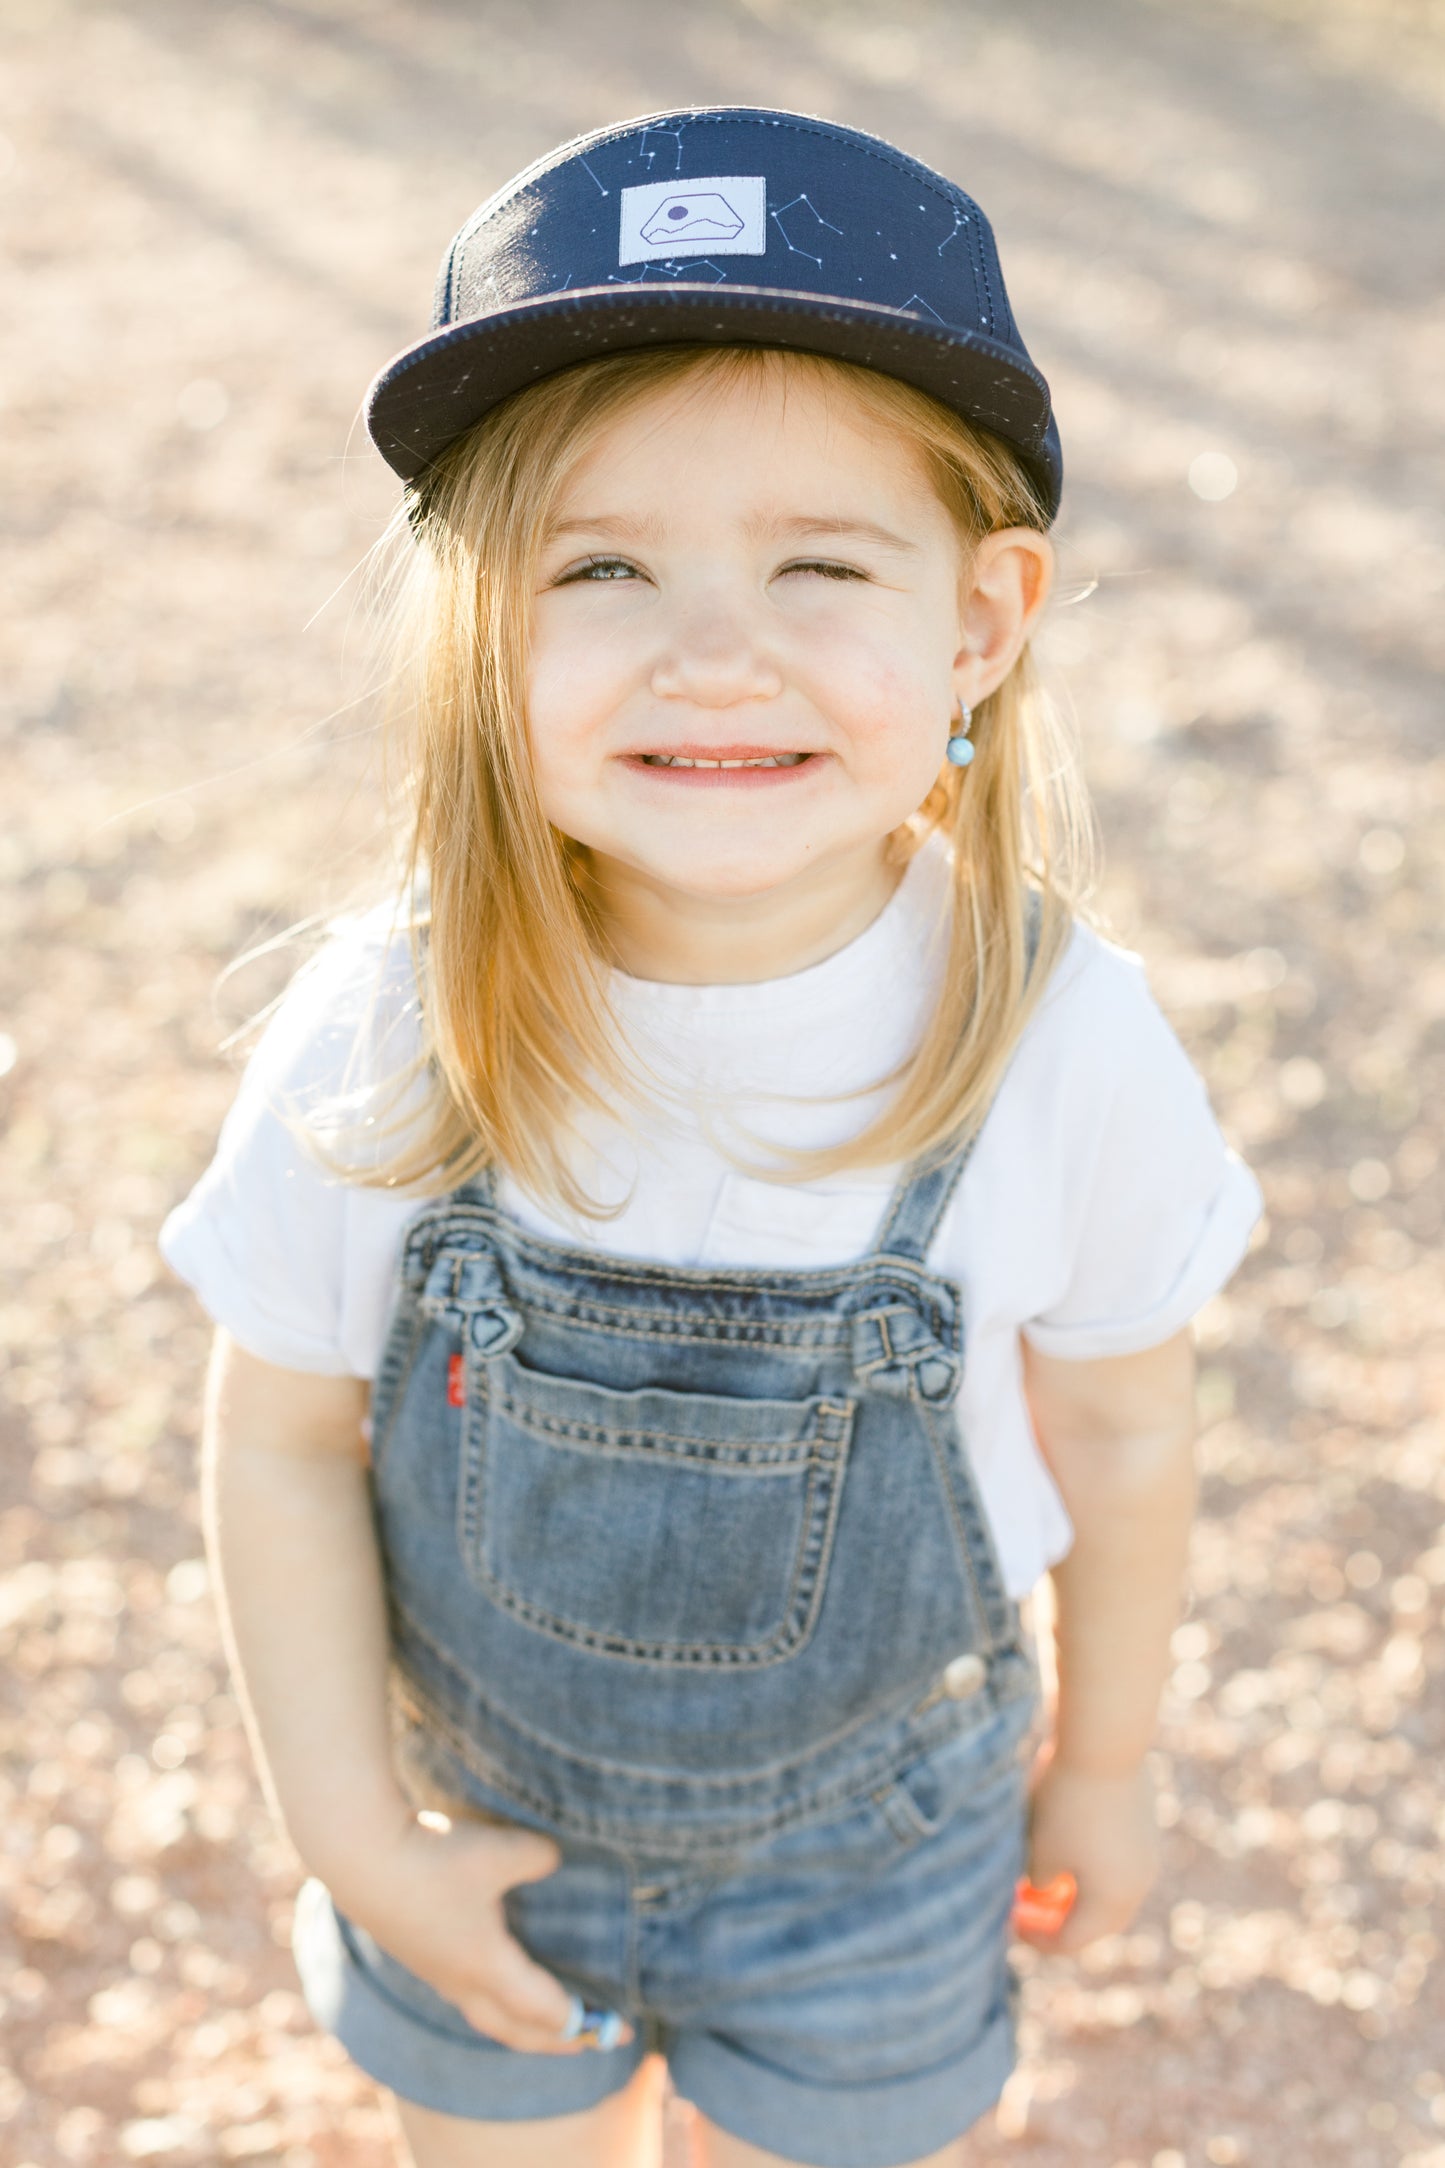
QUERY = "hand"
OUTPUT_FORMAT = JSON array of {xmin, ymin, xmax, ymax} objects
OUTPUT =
[
  {"xmin": 1017, "ymin": 1745, "xmax": 1160, "ymax": 1956},
  {"xmin": 324, "ymin": 1808, "xmax": 634, "ymax": 2055}
]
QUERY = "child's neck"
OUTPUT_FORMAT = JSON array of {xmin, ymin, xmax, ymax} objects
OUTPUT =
[{"xmin": 589, "ymin": 841, "xmax": 905, "ymax": 987}]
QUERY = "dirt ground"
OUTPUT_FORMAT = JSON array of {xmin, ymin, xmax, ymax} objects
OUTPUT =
[{"xmin": 1, "ymin": 1, "xmax": 1443, "ymax": 2163}]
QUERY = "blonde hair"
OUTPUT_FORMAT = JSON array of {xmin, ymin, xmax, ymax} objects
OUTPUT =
[{"xmin": 322, "ymin": 343, "xmax": 1097, "ymax": 1218}]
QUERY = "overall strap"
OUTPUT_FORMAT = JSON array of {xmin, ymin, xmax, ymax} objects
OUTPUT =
[
  {"xmin": 868, "ymin": 1132, "xmax": 984, "ymax": 1265},
  {"xmin": 453, "ymin": 1159, "xmax": 498, "ymax": 1207},
  {"xmin": 868, "ymin": 887, "xmax": 1044, "ymax": 1266}
]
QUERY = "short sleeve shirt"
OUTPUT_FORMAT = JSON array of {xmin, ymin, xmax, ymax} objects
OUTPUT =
[{"xmin": 160, "ymin": 839, "xmax": 1263, "ymax": 1596}]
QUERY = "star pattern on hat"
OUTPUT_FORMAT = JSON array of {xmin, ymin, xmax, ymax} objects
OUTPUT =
[
  {"xmin": 768, "ymin": 193, "xmax": 846, "ymax": 267},
  {"xmin": 377, "ymin": 108, "xmax": 1060, "ymax": 515},
  {"xmin": 638, "ymin": 123, "xmax": 688, "ymax": 173}
]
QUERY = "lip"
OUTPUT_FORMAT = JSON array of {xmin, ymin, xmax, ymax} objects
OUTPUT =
[
  {"xmin": 624, "ymin": 744, "xmax": 815, "ymax": 761},
  {"xmin": 618, "ymin": 747, "xmax": 826, "ymax": 788}
]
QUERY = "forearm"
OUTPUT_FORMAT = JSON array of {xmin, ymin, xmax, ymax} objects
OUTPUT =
[
  {"xmin": 202, "ymin": 1337, "xmax": 412, "ymax": 1881},
  {"xmin": 1025, "ymin": 1330, "xmax": 1198, "ymax": 1776},
  {"xmin": 1046, "ymin": 1421, "xmax": 1196, "ymax": 1772}
]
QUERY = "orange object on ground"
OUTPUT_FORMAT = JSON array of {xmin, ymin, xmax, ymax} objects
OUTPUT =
[{"xmin": 1012, "ymin": 1871, "xmax": 1078, "ymax": 1935}]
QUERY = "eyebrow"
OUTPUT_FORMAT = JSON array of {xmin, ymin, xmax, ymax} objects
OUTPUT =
[
  {"xmin": 763, "ymin": 514, "xmax": 921, "ymax": 553},
  {"xmin": 546, "ymin": 511, "xmax": 921, "ymax": 553}
]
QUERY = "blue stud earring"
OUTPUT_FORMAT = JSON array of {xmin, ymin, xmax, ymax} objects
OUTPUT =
[{"xmin": 946, "ymin": 698, "xmax": 976, "ymax": 767}]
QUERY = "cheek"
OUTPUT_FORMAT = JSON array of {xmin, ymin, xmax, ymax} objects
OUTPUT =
[
  {"xmin": 526, "ymin": 620, "xmax": 625, "ymax": 762},
  {"xmin": 820, "ymin": 657, "xmax": 948, "ymax": 824},
  {"xmin": 524, "ymin": 625, "xmax": 637, "ymax": 843},
  {"xmin": 833, "ymin": 653, "xmax": 942, "ymax": 768},
  {"xmin": 800, "ymin": 594, "xmax": 943, "ymax": 725}
]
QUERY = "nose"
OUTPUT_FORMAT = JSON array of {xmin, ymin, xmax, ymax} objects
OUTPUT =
[{"xmin": 648, "ymin": 598, "xmax": 784, "ymax": 711}]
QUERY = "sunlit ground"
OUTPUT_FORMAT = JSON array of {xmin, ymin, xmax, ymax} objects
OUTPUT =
[{"xmin": 1, "ymin": 2, "xmax": 1442, "ymax": 2162}]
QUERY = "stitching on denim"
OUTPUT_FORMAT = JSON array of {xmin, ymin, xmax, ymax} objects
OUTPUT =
[
  {"xmin": 393, "ymin": 1655, "xmax": 1024, "ymax": 1852},
  {"xmin": 922, "ymin": 1402, "xmax": 1000, "ymax": 1653},
  {"xmin": 462, "ymin": 1382, "xmax": 847, "ymax": 1666},
  {"xmin": 878, "ymin": 1701, "xmax": 1033, "ymax": 1847},
  {"xmin": 392, "ymin": 1617, "xmax": 990, "ymax": 1788},
  {"xmin": 408, "ymin": 1242, "xmax": 958, "ymax": 1353},
  {"xmin": 932, "ymin": 1398, "xmax": 1016, "ymax": 1641},
  {"xmin": 456, "ymin": 1376, "xmax": 853, "ymax": 1666},
  {"xmin": 851, "ymin": 1298, "xmax": 962, "ymax": 1398},
  {"xmin": 494, "ymin": 1420, "xmax": 820, "ymax": 1469},
  {"xmin": 523, "ymin": 1303, "xmax": 847, "ymax": 1342},
  {"xmin": 509, "ymin": 1308, "xmax": 845, "ymax": 1350},
  {"xmin": 947, "ymin": 1430, "xmax": 1017, "ymax": 1646},
  {"xmin": 407, "ymin": 1209, "xmax": 962, "ymax": 1375},
  {"xmin": 872, "ymin": 1133, "xmax": 982, "ymax": 1260},
  {"xmin": 392, "ymin": 1672, "xmax": 590, "ymax": 1830},
  {"xmin": 416, "ymin": 1276, "xmax": 859, "ymax": 1348},
  {"xmin": 491, "ymin": 1387, "xmax": 854, "ymax": 1462},
  {"xmin": 877, "ymin": 1777, "xmax": 941, "ymax": 1844}
]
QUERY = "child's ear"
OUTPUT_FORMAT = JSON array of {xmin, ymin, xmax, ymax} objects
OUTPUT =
[{"xmin": 953, "ymin": 528, "xmax": 1055, "ymax": 704}]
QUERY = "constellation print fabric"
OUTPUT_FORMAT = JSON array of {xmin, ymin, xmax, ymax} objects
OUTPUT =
[
  {"xmin": 437, "ymin": 111, "xmax": 1011, "ymax": 343},
  {"xmin": 367, "ymin": 106, "xmax": 1062, "ymax": 513}
]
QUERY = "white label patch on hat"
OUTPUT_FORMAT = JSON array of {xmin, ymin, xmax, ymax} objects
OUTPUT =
[{"xmin": 619, "ymin": 176, "xmax": 767, "ymax": 264}]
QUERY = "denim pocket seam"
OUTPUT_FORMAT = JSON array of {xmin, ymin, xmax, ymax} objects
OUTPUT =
[
  {"xmin": 495, "ymin": 1304, "xmax": 848, "ymax": 1351},
  {"xmin": 871, "ymin": 1698, "xmax": 1034, "ymax": 1854},
  {"xmin": 492, "ymin": 1386, "xmax": 853, "ymax": 1466},
  {"xmin": 458, "ymin": 1374, "xmax": 856, "ymax": 1667},
  {"xmin": 873, "ymin": 1777, "xmax": 946, "ymax": 1846}
]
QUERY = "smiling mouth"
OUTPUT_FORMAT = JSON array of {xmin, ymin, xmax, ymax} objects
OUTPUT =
[{"xmin": 636, "ymin": 752, "xmax": 812, "ymax": 769}]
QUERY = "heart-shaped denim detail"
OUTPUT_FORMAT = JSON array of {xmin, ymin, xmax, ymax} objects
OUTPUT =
[
  {"xmin": 418, "ymin": 1246, "xmax": 524, "ymax": 1360},
  {"xmin": 850, "ymin": 1299, "xmax": 961, "ymax": 1406}
]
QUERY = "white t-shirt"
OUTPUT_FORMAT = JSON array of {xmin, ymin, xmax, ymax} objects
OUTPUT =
[{"xmin": 160, "ymin": 838, "xmax": 1263, "ymax": 1598}]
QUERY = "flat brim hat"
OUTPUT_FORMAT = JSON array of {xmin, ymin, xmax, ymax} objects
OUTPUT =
[{"xmin": 367, "ymin": 105, "xmax": 1062, "ymax": 521}]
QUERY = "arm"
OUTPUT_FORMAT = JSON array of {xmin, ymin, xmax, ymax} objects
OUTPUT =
[
  {"xmin": 201, "ymin": 1329, "xmax": 598, "ymax": 2052},
  {"xmin": 1018, "ymin": 1326, "xmax": 1198, "ymax": 1952},
  {"xmin": 201, "ymin": 1330, "xmax": 413, "ymax": 1889}
]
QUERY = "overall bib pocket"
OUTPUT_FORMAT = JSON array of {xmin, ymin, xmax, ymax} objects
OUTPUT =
[{"xmin": 458, "ymin": 1353, "xmax": 857, "ymax": 1666}]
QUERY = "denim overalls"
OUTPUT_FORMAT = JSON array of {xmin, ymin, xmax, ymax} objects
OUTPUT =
[
  {"xmin": 368, "ymin": 1127, "xmax": 1035, "ymax": 1860},
  {"xmin": 295, "ymin": 1102, "xmax": 1043, "ymax": 2163}
]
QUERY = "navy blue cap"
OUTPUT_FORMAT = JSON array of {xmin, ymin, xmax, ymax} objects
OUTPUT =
[{"xmin": 367, "ymin": 106, "xmax": 1062, "ymax": 521}]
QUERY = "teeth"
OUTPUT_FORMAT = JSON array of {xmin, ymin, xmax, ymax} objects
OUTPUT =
[{"xmin": 641, "ymin": 753, "xmax": 809, "ymax": 769}]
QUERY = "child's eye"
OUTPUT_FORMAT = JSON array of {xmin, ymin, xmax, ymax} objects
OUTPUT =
[
  {"xmin": 554, "ymin": 555, "xmax": 642, "ymax": 584},
  {"xmin": 779, "ymin": 560, "xmax": 866, "ymax": 582}
]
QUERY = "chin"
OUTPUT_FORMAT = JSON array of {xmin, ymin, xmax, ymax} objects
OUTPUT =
[{"xmin": 640, "ymin": 849, "xmax": 816, "ymax": 901}]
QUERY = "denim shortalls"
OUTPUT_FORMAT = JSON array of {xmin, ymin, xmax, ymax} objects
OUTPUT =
[{"xmin": 294, "ymin": 1127, "xmax": 1041, "ymax": 2168}]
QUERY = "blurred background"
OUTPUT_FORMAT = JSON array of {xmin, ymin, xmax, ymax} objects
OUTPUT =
[{"xmin": 1, "ymin": 1, "xmax": 1442, "ymax": 2163}]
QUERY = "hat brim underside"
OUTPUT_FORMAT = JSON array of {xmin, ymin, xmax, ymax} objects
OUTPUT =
[{"xmin": 365, "ymin": 285, "xmax": 1061, "ymax": 519}]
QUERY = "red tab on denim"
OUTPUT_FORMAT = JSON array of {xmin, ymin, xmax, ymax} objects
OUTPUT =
[{"xmin": 447, "ymin": 1353, "xmax": 466, "ymax": 1408}]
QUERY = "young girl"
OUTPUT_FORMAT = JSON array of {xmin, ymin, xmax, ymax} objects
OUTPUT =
[{"xmin": 161, "ymin": 108, "xmax": 1263, "ymax": 2168}]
